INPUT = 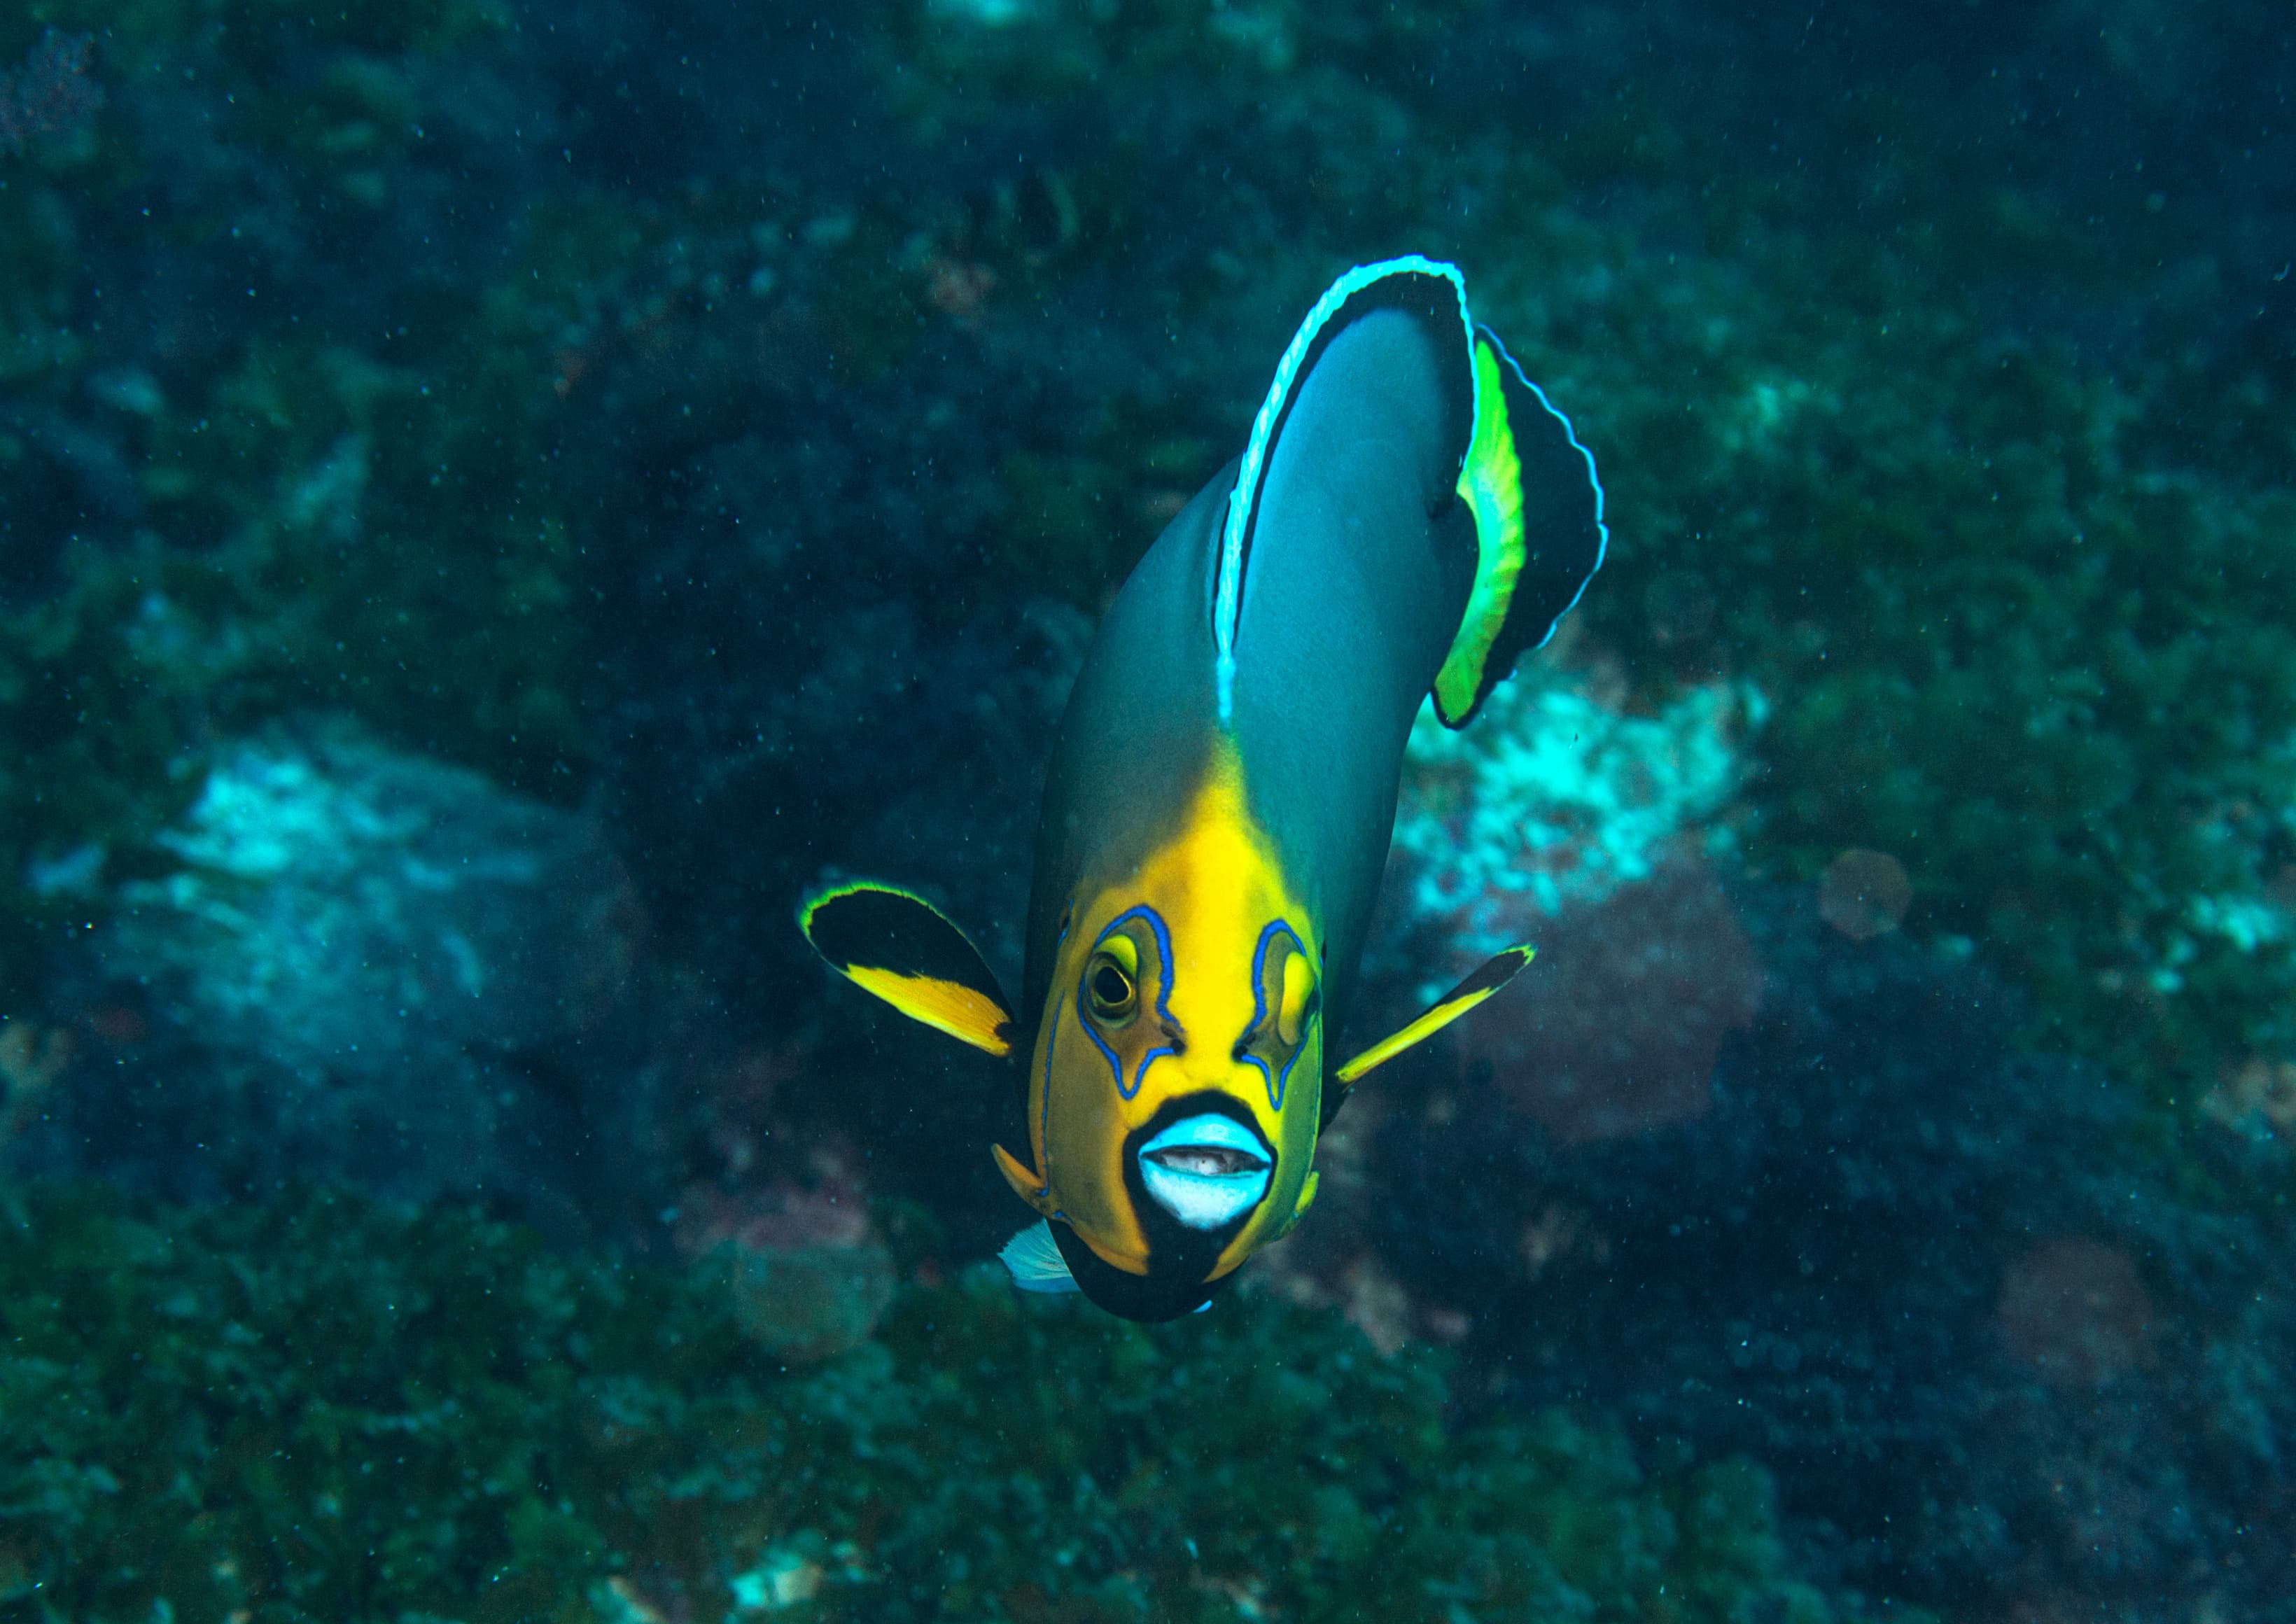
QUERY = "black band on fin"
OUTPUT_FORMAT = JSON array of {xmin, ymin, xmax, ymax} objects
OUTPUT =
[{"xmin": 1432, "ymin": 330, "xmax": 1607, "ymax": 728}]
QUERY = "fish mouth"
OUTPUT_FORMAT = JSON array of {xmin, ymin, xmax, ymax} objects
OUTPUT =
[{"xmin": 1137, "ymin": 1113, "xmax": 1273, "ymax": 1231}]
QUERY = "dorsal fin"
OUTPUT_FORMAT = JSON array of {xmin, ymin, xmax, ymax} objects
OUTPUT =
[
  {"xmin": 1212, "ymin": 256, "xmax": 1475, "ymax": 722},
  {"xmin": 1212, "ymin": 260, "xmax": 1604, "ymax": 730},
  {"xmin": 1432, "ymin": 328, "xmax": 1608, "ymax": 727}
]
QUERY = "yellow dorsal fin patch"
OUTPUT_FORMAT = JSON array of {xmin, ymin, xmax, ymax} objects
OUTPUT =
[
  {"xmin": 1434, "ymin": 335, "xmax": 1527, "ymax": 726},
  {"xmin": 1331, "ymin": 944, "xmax": 1534, "ymax": 1091},
  {"xmin": 799, "ymin": 880, "xmax": 1016, "ymax": 1057}
]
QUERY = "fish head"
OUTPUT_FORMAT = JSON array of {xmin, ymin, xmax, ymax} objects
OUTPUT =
[{"xmin": 1004, "ymin": 763, "xmax": 1324, "ymax": 1320}]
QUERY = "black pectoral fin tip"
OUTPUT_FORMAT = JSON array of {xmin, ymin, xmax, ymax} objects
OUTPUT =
[
  {"xmin": 1447, "ymin": 943, "xmax": 1534, "ymax": 1003},
  {"xmin": 1333, "ymin": 945, "xmax": 1534, "ymax": 1086},
  {"xmin": 797, "ymin": 878, "xmax": 1017, "ymax": 1038}
]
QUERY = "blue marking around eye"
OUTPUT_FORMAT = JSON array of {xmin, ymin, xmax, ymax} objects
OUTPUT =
[
  {"xmin": 1132, "ymin": 1042, "xmax": 1176, "ymax": 1095},
  {"xmin": 1240, "ymin": 919, "xmax": 1308, "ymax": 1111},
  {"xmin": 1079, "ymin": 904, "xmax": 1179, "ymax": 1100}
]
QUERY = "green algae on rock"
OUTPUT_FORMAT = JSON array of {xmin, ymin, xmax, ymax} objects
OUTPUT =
[
  {"xmin": 0, "ymin": 1182, "xmax": 1907, "ymax": 1623},
  {"xmin": 1483, "ymin": 217, "xmax": 2296, "ymax": 1116}
]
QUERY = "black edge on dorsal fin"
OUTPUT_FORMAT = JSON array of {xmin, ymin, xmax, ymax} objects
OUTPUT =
[
  {"xmin": 797, "ymin": 879, "xmax": 1018, "ymax": 1058},
  {"xmin": 1431, "ymin": 327, "xmax": 1607, "ymax": 728}
]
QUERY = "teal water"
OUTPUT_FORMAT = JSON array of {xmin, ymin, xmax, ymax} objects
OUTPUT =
[{"xmin": 0, "ymin": 4, "xmax": 2290, "ymax": 1619}]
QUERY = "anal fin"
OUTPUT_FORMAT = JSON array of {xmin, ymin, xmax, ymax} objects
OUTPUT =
[{"xmin": 1000, "ymin": 1220, "xmax": 1082, "ymax": 1295}]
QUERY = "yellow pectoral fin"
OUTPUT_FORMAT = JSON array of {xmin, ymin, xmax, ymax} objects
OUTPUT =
[
  {"xmin": 846, "ymin": 967, "xmax": 1014, "ymax": 1056},
  {"xmin": 993, "ymin": 1142, "xmax": 1054, "ymax": 1213},
  {"xmin": 1334, "ymin": 945, "xmax": 1534, "ymax": 1085},
  {"xmin": 798, "ymin": 879, "xmax": 1016, "ymax": 1056}
]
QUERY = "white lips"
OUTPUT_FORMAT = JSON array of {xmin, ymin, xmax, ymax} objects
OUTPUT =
[{"xmin": 1138, "ymin": 1114, "xmax": 1273, "ymax": 1231}]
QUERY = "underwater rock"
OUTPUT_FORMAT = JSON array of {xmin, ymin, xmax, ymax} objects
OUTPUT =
[
  {"xmin": 725, "ymin": 1532, "xmax": 855, "ymax": 1616},
  {"xmin": 1454, "ymin": 857, "xmax": 1764, "ymax": 1144},
  {"xmin": 1368, "ymin": 877, "xmax": 2296, "ymax": 1616},
  {"xmin": 0, "ymin": 1182, "xmax": 1847, "ymax": 1624},
  {"xmin": 718, "ymin": 1240, "xmax": 897, "ymax": 1364},
  {"xmin": 1390, "ymin": 663, "xmax": 1760, "ymax": 962},
  {"xmin": 674, "ymin": 1168, "xmax": 896, "ymax": 1362},
  {"xmin": 2200, "ymin": 1055, "xmax": 2296, "ymax": 1143},
  {"xmin": 0, "ymin": 1019, "xmax": 73, "ymax": 1149},
  {"xmin": 0, "ymin": 30, "xmax": 102, "ymax": 158},
  {"xmin": 1361, "ymin": 661, "xmax": 1765, "ymax": 1145},
  {"xmin": 112, "ymin": 726, "xmax": 639, "ymax": 1060},
  {"xmin": 43, "ymin": 724, "xmax": 642, "ymax": 1209}
]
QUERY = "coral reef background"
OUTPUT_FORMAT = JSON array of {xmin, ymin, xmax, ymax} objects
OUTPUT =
[{"xmin": 1, "ymin": 0, "xmax": 2291, "ymax": 1619}]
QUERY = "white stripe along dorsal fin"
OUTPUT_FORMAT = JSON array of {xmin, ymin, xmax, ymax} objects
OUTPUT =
[{"xmin": 1212, "ymin": 255, "xmax": 1476, "ymax": 722}]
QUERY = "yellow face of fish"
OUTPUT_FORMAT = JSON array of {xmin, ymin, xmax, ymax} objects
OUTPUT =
[{"xmin": 998, "ymin": 758, "xmax": 1324, "ymax": 1306}]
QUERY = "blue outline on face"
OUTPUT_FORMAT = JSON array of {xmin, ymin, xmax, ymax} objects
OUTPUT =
[
  {"xmin": 1079, "ymin": 904, "xmax": 1180, "ymax": 1100},
  {"xmin": 1238, "ymin": 918, "xmax": 1309, "ymax": 1111}
]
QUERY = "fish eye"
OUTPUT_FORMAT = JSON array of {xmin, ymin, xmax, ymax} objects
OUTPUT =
[{"xmin": 1088, "ymin": 954, "xmax": 1138, "ymax": 1021}]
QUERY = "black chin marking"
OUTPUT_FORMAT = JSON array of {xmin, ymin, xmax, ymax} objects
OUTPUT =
[
  {"xmin": 1051, "ymin": 1222, "xmax": 1231, "ymax": 1322},
  {"xmin": 1050, "ymin": 1092, "xmax": 1273, "ymax": 1321}
]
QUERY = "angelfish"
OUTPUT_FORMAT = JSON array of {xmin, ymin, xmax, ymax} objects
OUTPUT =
[{"xmin": 800, "ymin": 257, "xmax": 1606, "ymax": 1321}]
